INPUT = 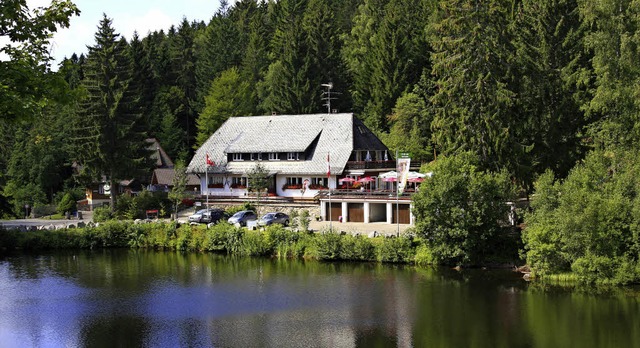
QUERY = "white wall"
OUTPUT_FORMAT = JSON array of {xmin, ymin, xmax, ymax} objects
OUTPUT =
[
  {"xmin": 275, "ymin": 175, "xmax": 335, "ymax": 198},
  {"xmin": 200, "ymin": 175, "xmax": 248, "ymax": 197}
]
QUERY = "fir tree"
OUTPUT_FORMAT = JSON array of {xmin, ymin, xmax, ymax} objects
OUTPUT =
[
  {"xmin": 428, "ymin": 0, "xmax": 518, "ymax": 172},
  {"xmin": 74, "ymin": 14, "xmax": 152, "ymax": 210}
]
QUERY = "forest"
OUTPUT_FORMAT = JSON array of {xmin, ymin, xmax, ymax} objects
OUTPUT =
[{"xmin": 3, "ymin": 0, "xmax": 640, "ymax": 283}]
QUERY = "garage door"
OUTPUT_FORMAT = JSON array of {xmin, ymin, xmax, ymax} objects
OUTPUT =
[
  {"xmin": 327, "ymin": 202, "xmax": 342, "ymax": 221},
  {"xmin": 348, "ymin": 203, "xmax": 364, "ymax": 222},
  {"xmin": 392, "ymin": 204, "xmax": 411, "ymax": 224}
]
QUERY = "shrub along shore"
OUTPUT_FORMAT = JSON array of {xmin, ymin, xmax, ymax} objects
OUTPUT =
[{"xmin": 0, "ymin": 220, "xmax": 435, "ymax": 265}]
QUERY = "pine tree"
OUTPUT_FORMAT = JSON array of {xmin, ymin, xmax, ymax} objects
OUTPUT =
[
  {"xmin": 194, "ymin": 1, "xmax": 243, "ymax": 114},
  {"xmin": 343, "ymin": 0, "xmax": 431, "ymax": 131},
  {"xmin": 238, "ymin": 0, "xmax": 272, "ymax": 114},
  {"xmin": 301, "ymin": 0, "xmax": 351, "ymax": 113},
  {"xmin": 259, "ymin": 0, "xmax": 311, "ymax": 114},
  {"xmin": 578, "ymin": 0, "xmax": 640, "ymax": 148},
  {"xmin": 513, "ymin": 0, "xmax": 589, "ymax": 185},
  {"xmin": 74, "ymin": 14, "xmax": 152, "ymax": 210},
  {"xmin": 428, "ymin": 0, "xmax": 518, "ymax": 172},
  {"xmin": 129, "ymin": 32, "xmax": 156, "ymax": 136},
  {"xmin": 170, "ymin": 19, "xmax": 199, "ymax": 153}
]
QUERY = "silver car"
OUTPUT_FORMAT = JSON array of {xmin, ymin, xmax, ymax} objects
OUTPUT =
[
  {"xmin": 258, "ymin": 212, "xmax": 290, "ymax": 226},
  {"xmin": 227, "ymin": 210, "xmax": 257, "ymax": 227},
  {"xmin": 188, "ymin": 209, "xmax": 210, "ymax": 223}
]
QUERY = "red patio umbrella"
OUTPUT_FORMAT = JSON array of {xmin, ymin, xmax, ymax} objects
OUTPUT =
[
  {"xmin": 407, "ymin": 177, "xmax": 424, "ymax": 183},
  {"xmin": 339, "ymin": 177, "xmax": 356, "ymax": 189},
  {"xmin": 357, "ymin": 176, "xmax": 375, "ymax": 191},
  {"xmin": 357, "ymin": 176, "xmax": 375, "ymax": 183}
]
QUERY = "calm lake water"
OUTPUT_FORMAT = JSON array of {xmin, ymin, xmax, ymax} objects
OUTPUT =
[{"xmin": 0, "ymin": 250, "xmax": 639, "ymax": 348}]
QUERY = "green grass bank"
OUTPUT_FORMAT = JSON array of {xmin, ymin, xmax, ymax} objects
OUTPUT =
[{"xmin": 0, "ymin": 221, "xmax": 435, "ymax": 264}]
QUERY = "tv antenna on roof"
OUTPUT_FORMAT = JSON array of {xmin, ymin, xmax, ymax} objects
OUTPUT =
[{"xmin": 321, "ymin": 83, "xmax": 341, "ymax": 114}]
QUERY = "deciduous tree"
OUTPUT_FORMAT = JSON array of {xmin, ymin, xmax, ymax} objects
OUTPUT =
[{"xmin": 413, "ymin": 153, "xmax": 515, "ymax": 266}]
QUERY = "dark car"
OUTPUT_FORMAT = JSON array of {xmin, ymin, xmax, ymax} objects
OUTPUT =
[
  {"xmin": 201, "ymin": 209, "xmax": 226, "ymax": 224},
  {"xmin": 258, "ymin": 212, "xmax": 290, "ymax": 226},
  {"xmin": 227, "ymin": 210, "xmax": 257, "ymax": 226}
]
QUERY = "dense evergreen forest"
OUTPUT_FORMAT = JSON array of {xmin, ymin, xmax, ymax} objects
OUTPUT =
[{"xmin": 4, "ymin": 0, "xmax": 640, "ymax": 283}]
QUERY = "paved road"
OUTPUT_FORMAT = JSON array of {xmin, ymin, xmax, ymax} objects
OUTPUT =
[
  {"xmin": 308, "ymin": 220, "xmax": 412, "ymax": 236},
  {"xmin": 2, "ymin": 210, "xmax": 411, "ymax": 236},
  {"xmin": 0, "ymin": 212, "xmax": 93, "ymax": 230},
  {"xmin": 0, "ymin": 218, "xmax": 84, "ymax": 230},
  {"xmin": 177, "ymin": 209, "xmax": 413, "ymax": 236}
]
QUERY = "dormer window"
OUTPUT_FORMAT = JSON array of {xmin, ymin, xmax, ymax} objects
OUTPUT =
[
  {"xmin": 287, "ymin": 152, "xmax": 299, "ymax": 161},
  {"xmin": 268, "ymin": 153, "xmax": 280, "ymax": 161},
  {"xmin": 232, "ymin": 153, "xmax": 243, "ymax": 161}
]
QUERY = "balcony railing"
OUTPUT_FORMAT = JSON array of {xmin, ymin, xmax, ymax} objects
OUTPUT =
[
  {"xmin": 315, "ymin": 189, "xmax": 414, "ymax": 201},
  {"xmin": 345, "ymin": 160, "xmax": 396, "ymax": 170}
]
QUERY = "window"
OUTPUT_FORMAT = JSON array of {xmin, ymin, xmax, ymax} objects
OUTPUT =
[
  {"xmin": 268, "ymin": 153, "xmax": 280, "ymax": 161},
  {"xmin": 286, "ymin": 177, "xmax": 302, "ymax": 185},
  {"xmin": 287, "ymin": 152, "xmax": 299, "ymax": 161},
  {"xmin": 232, "ymin": 153, "xmax": 243, "ymax": 161},
  {"xmin": 310, "ymin": 177, "xmax": 328, "ymax": 189},
  {"xmin": 311, "ymin": 178, "xmax": 327, "ymax": 186},
  {"xmin": 207, "ymin": 175, "xmax": 224, "ymax": 188},
  {"xmin": 250, "ymin": 153, "xmax": 262, "ymax": 161},
  {"xmin": 231, "ymin": 177, "xmax": 247, "ymax": 188},
  {"xmin": 208, "ymin": 176, "xmax": 223, "ymax": 185}
]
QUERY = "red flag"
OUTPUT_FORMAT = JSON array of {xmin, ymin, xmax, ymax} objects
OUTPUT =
[
  {"xmin": 206, "ymin": 153, "xmax": 215, "ymax": 167},
  {"xmin": 327, "ymin": 153, "xmax": 330, "ymax": 178}
]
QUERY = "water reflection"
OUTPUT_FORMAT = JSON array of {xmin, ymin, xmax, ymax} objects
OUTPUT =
[{"xmin": 0, "ymin": 250, "xmax": 639, "ymax": 347}]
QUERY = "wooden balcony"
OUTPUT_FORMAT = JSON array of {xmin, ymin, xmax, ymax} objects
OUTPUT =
[{"xmin": 344, "ymin": 160, "xmax": 396, "ymax": 170}]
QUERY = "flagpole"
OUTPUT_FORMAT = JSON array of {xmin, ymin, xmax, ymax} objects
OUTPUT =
[
  {"xmin": 206, "ymin": 164, "xmax": 209, "ymax": 210},
  {"xmin": 328, "ymin": 151, "xmax": 332, "ymax": 231},
  {"xmin": 396, "ymin": 149, "xmax": 399, "ymax": 237}
]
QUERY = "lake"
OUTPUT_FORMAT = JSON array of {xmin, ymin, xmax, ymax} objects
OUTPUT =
[{"xmin": 0, "ymin": 250, "xmax": 639, "ymax": 347}]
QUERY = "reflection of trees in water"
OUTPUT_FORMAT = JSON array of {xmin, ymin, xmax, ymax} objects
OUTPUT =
[
  {"xmin": 3, "ymin": 251, "xmax": 640, "ymax": 347},
  {"xmin": 81, "ymin": 316, "xmax": 148, "ymax": 348}
]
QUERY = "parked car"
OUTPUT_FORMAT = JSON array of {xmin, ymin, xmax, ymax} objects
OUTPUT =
[
  {"xmin": 201, "ymin": 209, "xmax": 226, "ymax": 224},
  {"xmin": 258, "ymin": 212, "xmax": 290, "ymax": 226},
  {"xmin": 227, "ymin": 210, "xmax": 257, "ymax": 226},
  {"xmin": 189, "ymin": 209, "xmax": 210, "ymax": 223}
]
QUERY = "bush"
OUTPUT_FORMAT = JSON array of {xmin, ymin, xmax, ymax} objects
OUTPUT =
[
  {"xmin": 264, "ymin": 225, "xmax": 309, "ymax": 258},
  {"xmin": 93, "ymin": 207, "xmax": 112, "ymax": 222},
  {"xmin": 57, "ymin": 193, "xmax": 77, "ymax": 215},
  {"xmin": 1, "ymin": 221, "xmax": 430, "ymax": 268},
  {"xmin": 413, "ymin": 153, "xmax": 515, "ymax": 266},
  {"xmin": 414, "ymin": 242, "xmax": 436, "ymax": 266},
  {"xmin": 241, "ymin": 229, "xmax": 272, "ymax": 256},
  {"xmin": 223, "ymin": 227, "xmax": 244, "ymax": 254},
  {"xmin": 299, "ymin": 209, "xmax": 310, "ymax": 232},
  {"xmin": 225, "ymin": 202, "xmax": 256, "ymax": 216},
  {"xmin": 289, "ymin": 210, "xmax": 299, "ymax": 229},
  {"xmin": 375, "ymin": 237, "xmax": 415, "ymax": 263},
  {"xmin": 309, "ymin": 231, "xmax": 343, "ymax": 260},
  {"xmin": 523, "ymin": 149, "xmax": 640, "ymax": 285},
  {"xmin": 340, "ymin": 234, "xmax": 375, "ymax": 261}
]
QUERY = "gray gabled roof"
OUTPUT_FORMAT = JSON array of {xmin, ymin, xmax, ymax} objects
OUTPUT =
[
  {"xmin": 152, "ymin": 168, "xmax": 200, "ymax": 186},
  {"xmin": 146, "ymin": 138, "xmax": 174, "ymax": 168},
  {"xmin": 187, "ymin": 113, "xmax": 386, "ymax": 176}
]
